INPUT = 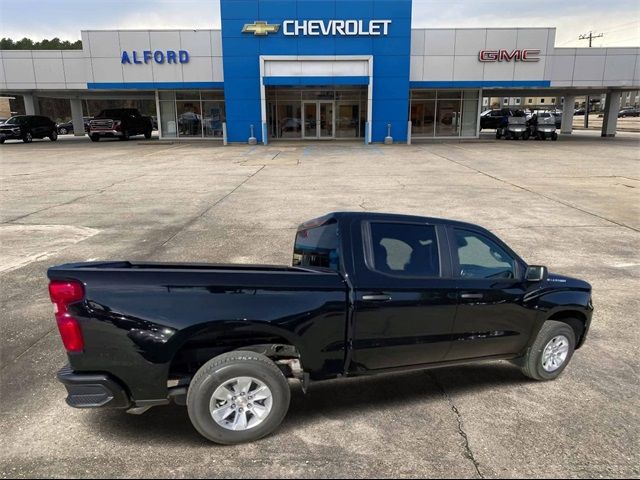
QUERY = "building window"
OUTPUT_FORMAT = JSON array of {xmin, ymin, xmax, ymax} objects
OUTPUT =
[
  {"xmin": 410, "ymin": 89, "xmax": 479, "ymax": 138},
  {"xmin": 540, "ymin": 99, "xmax": 545, "ymax": 104},
  {"xmin": 158, "ymin": 90, "xmax": 225, "ymax": 139}
]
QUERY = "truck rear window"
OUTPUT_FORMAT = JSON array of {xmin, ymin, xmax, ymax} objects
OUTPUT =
[{"xmin": 293, "ymin": 220, "xmax": 340, "ymax": 271}]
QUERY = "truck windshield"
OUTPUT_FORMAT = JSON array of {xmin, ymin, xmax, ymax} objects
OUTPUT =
[{"xmin": 293, "ymin": 220, "xmax": 340, "ymax": 271}]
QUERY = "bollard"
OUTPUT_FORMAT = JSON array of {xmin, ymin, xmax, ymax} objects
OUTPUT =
[
  {"xmin": 384, "ymin": 122, "xmax": 393, "ymax": 144},
  {"xmin": 248, "ymin": 124, "xmax": 257, "ymax": 145}
]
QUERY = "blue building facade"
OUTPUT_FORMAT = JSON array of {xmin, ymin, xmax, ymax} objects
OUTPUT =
[{"xmin": 220, "ymin": 0, "xmax": 412, "ymax": 143}]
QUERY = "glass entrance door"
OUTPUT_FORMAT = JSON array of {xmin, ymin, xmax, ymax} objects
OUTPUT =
[{"xmin": 302, "ymin": 101, "xmax": 335, "ymax": 139}]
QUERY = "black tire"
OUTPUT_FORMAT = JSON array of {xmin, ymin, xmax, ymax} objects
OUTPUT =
[
  {"xmin": 49, "ymin": 131, "xmax": 58, "ymax": 141},
  {"xmin": 495, "ymin": 131, "xmax": 501, "ymax": 139},
  {"xmin": 520, "ymin": 320, "xmax": 576, "ymax": 381},
  {"xmin": 552, "ymin": 132, "xmax": 558, "ymax": 141},
  {"xmin": 0, "ymin": 138, "xmax": 4, "ymax": 144},
  {"xmin": 59, "ymin": 127, "xmax": 68, "ymax": 135},
  {"xmin": 120, "ymin": 130, "xmax": 130, "ymax": 141},
  {"xmin": 523, "ymin": 131, "xmax": 530, "ymax": 140},
  {"xmin": 90, "ymin": 134, "xmax": 100, "ymax": 142},
  {"xmin": 23, "ymin": 132, "xmax": 33, "ymax": 143},
  {"xmin": 187, "ymin": 350, "xmax": 291, "ymax": 445},
  {"xmin": 144, "ymin": 129, "xmax": 152, "ymax": 139}
]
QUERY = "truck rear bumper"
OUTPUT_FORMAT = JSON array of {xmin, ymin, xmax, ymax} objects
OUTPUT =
[{"xmin": 57, "ymin": 364, "xmax": 131, "ymax": 409}]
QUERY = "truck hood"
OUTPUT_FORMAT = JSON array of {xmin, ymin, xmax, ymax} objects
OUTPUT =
[{"xmin": 546, "ymin": 272, "xmax": 591, "ymax": 291}]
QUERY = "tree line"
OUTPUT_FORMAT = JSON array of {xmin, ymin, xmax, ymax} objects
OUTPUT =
[{"xmin": 0, "ymin": 37, "xmax": 82, "ymax": 50}]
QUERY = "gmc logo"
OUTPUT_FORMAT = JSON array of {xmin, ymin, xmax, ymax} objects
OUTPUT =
[{"xmin": 478, "ymin": 49, "xmax": 541, "ymax": 62}]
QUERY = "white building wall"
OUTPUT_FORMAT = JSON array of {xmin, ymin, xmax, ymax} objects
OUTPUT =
[
  {"xmin": 409, "ymin": 28, "xmax": 639, "ymax": 88},
  {"xmin": 0, "ymin": 28, "xmax": 638, "ymax": 91},
  {"xmin": 0, "ymin": 30, "xmax": 224, "ymax": 90}
]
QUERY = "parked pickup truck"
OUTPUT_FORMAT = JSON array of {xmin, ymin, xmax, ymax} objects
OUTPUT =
[
  {"xmin": 88, "ymin": 108, "xmax": 153, "ymax": 141},
  {"xmin": 48, "ymin": 212, "xmax": 593, "ymax": 444}
]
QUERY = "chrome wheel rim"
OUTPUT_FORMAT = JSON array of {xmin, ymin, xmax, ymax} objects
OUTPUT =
[
  {"xmin": 209, "ymin": 376, "xmax": 273, "ymax": 431},
  {"xmin": 541, "ymin": 335, "xmax": 570, "ymax": 372}
]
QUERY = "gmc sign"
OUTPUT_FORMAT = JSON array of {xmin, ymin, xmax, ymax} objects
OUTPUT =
[{"xmin": 478, "ymin": 49, "xmax": 541, "ymax": 62}]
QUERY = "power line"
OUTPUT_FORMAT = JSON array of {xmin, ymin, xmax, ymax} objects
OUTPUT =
[{"xmin": 578, "ymin": 31, "xmax": 604, "ymax": 47}]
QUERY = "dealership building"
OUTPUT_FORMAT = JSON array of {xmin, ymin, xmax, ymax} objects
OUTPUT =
[{"xmin": 1, "ymin": 0, "xmax": 639, "ymax": 143}]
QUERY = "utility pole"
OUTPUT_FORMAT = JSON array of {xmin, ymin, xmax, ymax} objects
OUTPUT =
[
  {"xmin": 578, "ymin": 31, "xmax": 604, "ymax": 48},
  {"xmin": 578, "ymin": 32, "xmax": 604, "ymax": 128}
]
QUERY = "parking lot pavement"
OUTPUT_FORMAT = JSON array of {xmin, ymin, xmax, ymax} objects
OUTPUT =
[{"xmin": 1, "ymin": 130, "xmax": 639, "ymax": 478}]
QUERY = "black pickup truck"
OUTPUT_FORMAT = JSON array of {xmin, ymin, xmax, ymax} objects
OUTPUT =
[
  {"xmin": 88, "ymin": 108, "xmax": 153, "ymax": 141},
  {"xmin": 48, "ymin": 212, "xmax": 593, "ymax": 444}
]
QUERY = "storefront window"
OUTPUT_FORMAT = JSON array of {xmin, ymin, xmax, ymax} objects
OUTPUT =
[
  {"xmin": 410, "ymin": 89, "xmax": 479, "ymax": 138},
  {"xmin": 203, "ymin": 102, "xmax": 225, "ymax": 138},
  {"xmin": 336, "ymin": 103, "xmax": 360, "ymax": 138},
  {"xmin": 276, "ymin": 102, "xmax": 302, "ymax": 139},
  {"xmin": 157, "ymin": 90, "xmax": 225, "ymax": 139},
  {"xmin": 461, "ymin": 91, "xmax": 479, "ymax": 137},
  {"xmin": 159, "ymin": 100, "xmax": 177, "ymax": 138},
  {"xmin": 411, "ymin": 100, "xmax": 436, "ymax": 136},
  {"xmin": 177, "ymin": 101, "xmax": 202, "ymax": 137},
  {"xmin": 435, "ymin": 99, "xmax": 461, "ymax": 136}
]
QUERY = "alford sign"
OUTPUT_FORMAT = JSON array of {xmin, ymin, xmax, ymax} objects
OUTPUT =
[
  {"xmin": 242, "ymin": 19, "xmax": 392, "ymax": 36},
  {"xmin": 121, "ymin": 50, "xmax": 190, "ymax": 65},
  {"xmin": 478, "ymin": 49, "xmax": 541, "ymax": 62}
]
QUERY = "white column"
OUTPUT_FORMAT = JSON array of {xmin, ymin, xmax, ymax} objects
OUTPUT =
[
  {"xmin": 70, "ymin": 98, "xmax": 84, "ymax": 136},
  {"xmin": 561, "ymin": 95, "xmax": 575, "ymax": 134},
  {"xmin": 23, "ymin": 94, "xmax": 39, "ymax": 115},
  {"xmin": 601, "ymin": 90, "xmax": 621, "ymax": 137}
]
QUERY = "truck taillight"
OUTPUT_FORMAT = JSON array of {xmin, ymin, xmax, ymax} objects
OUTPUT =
[{"xmin": 48, "ymin": 280, "xmax": 85, "ymax": 353}]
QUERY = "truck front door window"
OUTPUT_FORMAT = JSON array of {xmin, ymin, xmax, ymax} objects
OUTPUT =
[{"xmin": 454, "ymin": 229, "xmax": 515, "ymax": 279}]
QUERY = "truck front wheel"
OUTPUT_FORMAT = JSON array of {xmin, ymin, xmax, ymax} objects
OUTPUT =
[
  {"xmin": 520, "ymin": 320, "xmax": 576, "ymax": 381},
  {"xmin": 186, "ymin": 350, "xmax": 291, "ymax": 444}
]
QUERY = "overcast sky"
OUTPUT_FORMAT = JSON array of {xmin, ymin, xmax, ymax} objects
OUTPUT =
[{"xmin": 1, "ymin": 0, "xmax": 638, "ymax": 48}]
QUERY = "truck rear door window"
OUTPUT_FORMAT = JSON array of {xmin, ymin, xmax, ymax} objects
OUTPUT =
[
  {"xmin": 293, "ymin": 220, "xmax": 340, "ymax": 271},
  {"xmin": 369, "ymin": 223, "xmax": 440, "ymax": 277}
]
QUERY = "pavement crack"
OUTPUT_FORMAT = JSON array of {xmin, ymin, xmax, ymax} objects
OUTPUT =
[
  {"xmin": 429, "ymin": 372, "xmax": 484, "ymax": 479},
  {"xmin": 429, "ymin": 147, "xmax": 639, "ymax": 234},
  {"xmin": 152, "ymin": 165, "xmax": 266, "ymax": 252},
  {"xmin": 4, "ymin": 174, "xmax": 147, "ymax": 224}
]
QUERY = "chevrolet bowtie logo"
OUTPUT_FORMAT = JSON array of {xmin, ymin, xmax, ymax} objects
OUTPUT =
[{"xmin": 242, "ymin": 21, "xmax": 280, "ymax": 36}]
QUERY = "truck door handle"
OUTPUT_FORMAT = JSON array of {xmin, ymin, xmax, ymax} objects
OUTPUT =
[
  {"xmin": 362, "ymin": 294, "xmax": 392, "ymax": 302},
  {"xmin": 460, "ymin": 293, "xmax": 483, "ymax": 299}
]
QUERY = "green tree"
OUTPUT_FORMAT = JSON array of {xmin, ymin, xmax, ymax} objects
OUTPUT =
[{"xmin": 0, "ymin": 37, "xmax": 82, "ymax": 50}]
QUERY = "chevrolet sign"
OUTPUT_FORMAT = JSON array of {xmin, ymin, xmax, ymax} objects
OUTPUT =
[
  {"xmin": 242, "ymin": 19, "xmax": 392, "ymax": 36},
  {"xmin": 283, "ymin": 19, "xmax": 392, "ymax": 36},
  {"xmin": 242, "ymin": 21, "xmax": 280, "ymax": 36}
]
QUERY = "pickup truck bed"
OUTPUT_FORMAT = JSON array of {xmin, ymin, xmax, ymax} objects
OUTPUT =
[{"xmin": 50, "ymin": 261, "xmax": 347, "ymax": 402}]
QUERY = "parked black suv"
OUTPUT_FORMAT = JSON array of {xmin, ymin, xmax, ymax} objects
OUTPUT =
[
  {"xmin": 0, "ymin": 115, "xmax": 58, "ymax": 143},
  {"xmin": 88, "ymin": 108, "xmax": 153, "ymax": 141},
  {"xmin": 480, "ymin": 109, "xmax": 515, "ymax": 130}
]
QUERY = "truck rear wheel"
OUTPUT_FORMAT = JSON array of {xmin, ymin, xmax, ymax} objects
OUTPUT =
[
  {"xmin": 187, "ymin": 350, "xmax": 291, "ymax": 444},
  {"xmin": 90, "ymin": 134, "xmax": 100, "ymax": 142},
  {"xmin": 520, "ymin": 320, "xmax": 576, "ymax": 381},
  {"xmin": 144, "ymin": 129, "xmax": 152, "ymax": 139}
]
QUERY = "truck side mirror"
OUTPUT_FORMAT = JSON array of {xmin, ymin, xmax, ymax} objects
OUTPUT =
[{"xmin": 525, "ymin": 265, "xmax": 547, "ymax": 282}]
